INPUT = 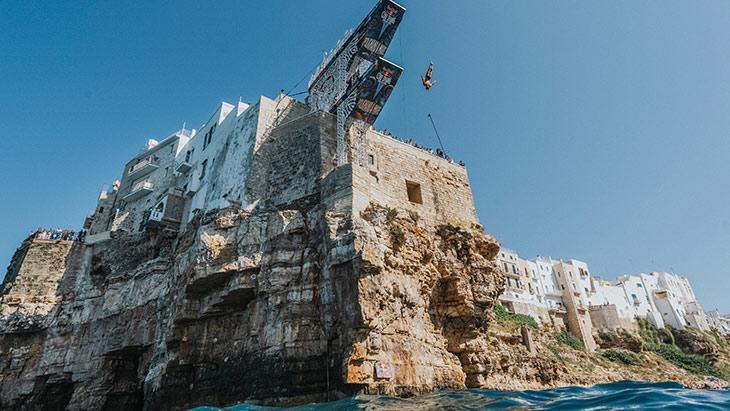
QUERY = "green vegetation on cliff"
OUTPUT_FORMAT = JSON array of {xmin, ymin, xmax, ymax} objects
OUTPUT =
[
  {"xmin": 493, "ymin": 304, "xmax": 538, "ymax": 330},
  {"xmin": 637, "ymin": 318, "xmax": 725, "ymax": 378},
  {"xmin": 601, "ymin": 349, "xmax": 642, "ymax": 365},
  {"xmin": 556, "ymin": 331, "xmax": 584, "ymax": 351}
]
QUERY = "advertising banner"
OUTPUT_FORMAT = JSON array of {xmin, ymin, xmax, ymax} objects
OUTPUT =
[
  {"xmin": 345, "ymin": 58, "xmax": 403, "ymax": 126},
  {"xmin": 308, "ymin": 0, "xmax": 405, "ymax": 113}
]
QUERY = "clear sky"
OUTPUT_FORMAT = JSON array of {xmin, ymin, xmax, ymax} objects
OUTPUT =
[{"xmin": 1, "ymin": 1, "xmax": 728, "ymax": 311}]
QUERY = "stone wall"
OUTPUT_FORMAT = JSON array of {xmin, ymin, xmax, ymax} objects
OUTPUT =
[
  {"xmin": 0, "ymin": 238, "xmax": 74, "ymax": 315},
  {"xmin": 589, "ymin": 305, "xmax": 638, "ymax": 333},
  {"xmin": 88, "ymin": 187, "xmax": 119, "ymax": 235},
  {"xmin": 351, "ymin": 129, "xmax": 478, "ymax": 228}
]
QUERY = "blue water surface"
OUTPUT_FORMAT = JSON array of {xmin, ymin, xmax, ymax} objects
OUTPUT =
[{"xmin": 193, "ymin": 381, "xmax": 730, "ymax": 410}]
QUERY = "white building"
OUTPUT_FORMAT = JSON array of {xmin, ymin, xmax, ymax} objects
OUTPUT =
[
  {"xmin": 89, "ymin": 93, "xmax": 310, "ymax": 237},
  {"xmin": 497, "ymin": 249, "xmax": 548, "ymax": 322},
  {"xmin": 707, "ymin": 310, "xmax": 730, "ymax": 335},
  {"xmin": 532, "ymin": 256, "xmax": 564, "ymax": 313},
  {"xmin": 496, "ymin": 246, "xmax": 712, "ymax": 348}
]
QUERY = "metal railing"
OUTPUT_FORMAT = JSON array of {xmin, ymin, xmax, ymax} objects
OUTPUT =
[
  {"xmin": 128, "ymin": 157, "xmax": 157, "ymax": 175},
  {"xmin": 131, "ymin": 180, "xmax": 154, "ymax": 193}
]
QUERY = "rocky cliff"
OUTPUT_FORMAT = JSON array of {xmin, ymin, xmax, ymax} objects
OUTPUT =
[
  {"xmin": 2, "ymin": 110, "xmax": 726, "ymax": 410},
  {"xmin": 0, "ymin": 197, "xmax": 504, "ymax": 409}
]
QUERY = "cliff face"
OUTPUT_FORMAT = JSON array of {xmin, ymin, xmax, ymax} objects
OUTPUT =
[
  {"xmin": 478, "ymin": 320, "xmax": 729, "ymax": 391},
  {"xmin": 1, "ymin": 238, "xmax": 74, "ymax": 317},
  {"xmin": 0, "ymin": 107, "xmax": 505, "ymax": 409},
  {"xmin": 0, "ymin": 198, "xmax": 503, "ymax": 410}
]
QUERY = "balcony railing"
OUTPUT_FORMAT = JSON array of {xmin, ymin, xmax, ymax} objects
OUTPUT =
[
  {"xmin": 123, "ymin": 181, "xmax": 154, "ymax": 201},
  {"xmin": 175, "ymin": 161, "xmax": 193, "ymax": 174},
  {"xmin": 128, "ymin": 157, "xmax": 159, "ymax": 177}
]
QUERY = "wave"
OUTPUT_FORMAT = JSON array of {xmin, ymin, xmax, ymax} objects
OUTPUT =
[{"xmin": 192, "ymin": 381, "xmax": 730, "ymax": 410}]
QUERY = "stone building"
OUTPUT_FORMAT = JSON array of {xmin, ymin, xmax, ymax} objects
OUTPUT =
[
  {"xmin": 90, "ymin": 130, "xmax": 192, "ymax": 235},
  {"xmin": 0, "ymin": 89, "xmax": 503, "ymax": 408}
]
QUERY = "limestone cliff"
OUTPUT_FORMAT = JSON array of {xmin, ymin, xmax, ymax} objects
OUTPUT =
[
  {"xmin": 479, "ymin": 310, "xmax": 729, "ymax": 392},
  {"xmin": 0, "ymin": 198, "xmax": 503, "ymax": 409}
]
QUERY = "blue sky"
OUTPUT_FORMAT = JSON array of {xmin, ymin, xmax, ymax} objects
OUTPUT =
[{"xmin": 1, "ymin": 1, "xmax": 728, "ymax": 311}]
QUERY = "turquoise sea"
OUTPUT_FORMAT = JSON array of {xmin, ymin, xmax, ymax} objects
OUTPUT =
[{"xmin": 193, "ymin": 381, "xmax": 730, "ymax": 410}]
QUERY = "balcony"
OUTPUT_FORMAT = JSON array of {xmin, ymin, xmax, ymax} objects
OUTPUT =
[
  {"xmin": 123, "ymin": 181, "xmax": 154, "ymax": 201},
  {"xmin": 128, "ymin": 157, "xmax": 159, "ymax": 178},
  {"xmin": 149, "ymin": 209, "xmax": 164, "ymax": 222},
  {"xmin": 176, "ymin": 161, "xmax": 193, "ymax": 174}
]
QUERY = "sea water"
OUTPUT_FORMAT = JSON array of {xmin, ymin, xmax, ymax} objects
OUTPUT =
[{"xmin": 192, "ymin": 381, "xmax": 730, "ymax": 410}]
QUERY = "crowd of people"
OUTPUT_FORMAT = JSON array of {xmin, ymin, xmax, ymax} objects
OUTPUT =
[
  {"xmin": 31, "ymin": 228, "xmax": 86, "ymax": 243},
  {"xmin": 380, "ymin": 130, "xmax": 466, "ymax": 167}
]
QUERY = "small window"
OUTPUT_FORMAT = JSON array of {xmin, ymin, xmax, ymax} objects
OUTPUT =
[
  {"xmin": 200, "ymin": 159, "xmax": 208, "ymax": 180},
  {"xmin": 368, "ymin": 154, "xmax": 375, "ymax": 166},
  {"xmin": 406, "ymin": 181, "xmax": 422, "ymax": 204},
  {"xmin": 98, "ymin": 207, "xmax": 104, "ymax": 213}
]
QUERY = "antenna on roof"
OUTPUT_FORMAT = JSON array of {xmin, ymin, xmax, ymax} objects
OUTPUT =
[{"xmin": 181, "ymin": 121, "xmax": 186, "ymax": 132}]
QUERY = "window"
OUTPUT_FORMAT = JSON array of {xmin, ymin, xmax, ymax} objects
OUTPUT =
[
  {"xmin": 368, "ymin": 154, "xmax": 375, "ymax": 166},
  {"xmin": 185, "ymin": 149, "xmax": 193, "ymax": 162},
  {"xmin": 200, "ymin": 159, "xmax": 208, "ymax": 180},
  {"xmin": 512, "ymin": 265, "xmax": 518, "ymax": 274},
  {"xmin": 98, "ymin": 207, "xmax": 104, "ymax": 213},
  {"xmin": 203, "ymin": 126, "xmax": 214, "ymax": 150},
  {"xmin": 164, "ymin": 167, "xmax": 169, "ymax": 177},
  {"xmin": 637, "ymin": 283, "xmax": 643, "ymax": 288},
  {"xmin": 406, "ymin": 181, "xmax": 423, "ymax": 204},
  {"xmin": 503, "ymin": 262, "xmax": 508, "ymax": 272}
]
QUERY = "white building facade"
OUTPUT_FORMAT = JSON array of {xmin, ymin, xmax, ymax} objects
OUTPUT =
[{"xmin": 495, "ymin": 247, "xmax": 718, "ymax": 349}]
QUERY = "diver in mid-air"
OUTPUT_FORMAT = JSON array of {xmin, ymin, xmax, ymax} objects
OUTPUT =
[{"xmin": 421, "ymin": 61, "xmax": 437, "ymax": 90}]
